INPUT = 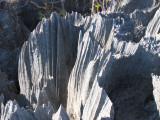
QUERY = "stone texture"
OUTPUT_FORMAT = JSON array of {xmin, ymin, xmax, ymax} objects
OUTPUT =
[
  {"xmin": 2, "ymin": 0, "xmax": 160, "ymax": 120},
  {"xmin": 1, "ymin": 100, "xmax": 54, "ymax": 120},
  {"xmin": 52, "ymin": 105, "xmax": 69, "ymax": 120},
  {"xmin": 1, "ymin": 100, "xmax": 70, "ymax": 120},
  {"xmin": 0, "ymin": 94, "xmax": 4, "ymax": 116},
  {"xmin": 18, "ymin": 12, "xmax": 79, "ymax": 109},
  {"xmin": 7, "ymin": 0, "xmax": 49, "ymax": 31},
  {"xmin": 152, "ymin": 74, "xmax": 160, "ymax": 118},
  {"xmin": 0, "ymin": 72, "xmax": 17, "ymax": 104},
  {"xmin": 64, "ymin": 0, "xmax": 91, "ymax": 13},
  {"xmin": 105, "ymin": 0, "xmax": 156, "ymax": 13},
  {"xmin": 66, "ymin": 6, "xmax": 160, "ymax": 120},
  {"xmin": 66, "ymin": 28, "xmax": 115, "ymax": 119},
  {"xmin": 0, "ymin": 48, "xmax": 21, "ymax": 92},
  {"xmin": 0, "ymin": 1, "xmax": 30, "ymax": 92},
  {"xmin": 145, "ymin": 8, "xmax": 160, "ymax": 39},
  {"xmin": 0, "ymin": 1, "xmax": 29, "ymax": 50},
  {"xmin": 18, "ymin": 10, "xmax": 115, "ymax": 120},
  {"xmin": 7, "ymin": 0, "xmax": 91, "ymax": 31},
  {"xmin": 82, "ymin": 80, "xmax": 114, "ymax": 120}
]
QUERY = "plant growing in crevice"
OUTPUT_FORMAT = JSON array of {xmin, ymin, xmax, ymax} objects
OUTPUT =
[
  {"xmin": 90, "ymin": 0, "xmax": 102, "ymax": 14},
  {"xmin": 38, "ymin": 11, "xmax": 51, "ymax": 20},
  {"xmin": 90, "ymin": 0, "xmax": 110, "ymax": 14},
  {"xmin": 30, "ymin": 0, "xmax": 66, "ymax": 20}
]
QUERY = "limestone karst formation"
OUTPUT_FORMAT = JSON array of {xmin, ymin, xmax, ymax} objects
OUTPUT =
[{"xmin": 1, "ymin": 0, "xmax": 160, "ymax": 120}]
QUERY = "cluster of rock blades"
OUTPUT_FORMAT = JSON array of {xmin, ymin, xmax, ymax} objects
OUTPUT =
[{"xmin": 1, "ymin": 0, "xmax": 160, "ymax": 120}]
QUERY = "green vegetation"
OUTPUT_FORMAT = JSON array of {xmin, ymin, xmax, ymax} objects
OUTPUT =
[
  {"xmin": 38, "ymin": 0, "xmax": 66, "ymax": 20},
  {"xmin": 90, "ymin": 7, "xmax": 94, "ymax": 11},
  {"xmin": 94, "ymin": 4, "xmax": 101, "ymax": 8},
  {"xmin": 38, "ymin": 11, "xmax": 51, "ymax": 20},
  {"xmin": 38, "ymin": 10, "xmax": 66, "ymax": 21},
  {"xmin": 58, "ymin": 10, "xmax": 66, "ymax": 17},
  {"xmin": 90, "ymin": 0, "xmax": 101, "ymax": 13}
]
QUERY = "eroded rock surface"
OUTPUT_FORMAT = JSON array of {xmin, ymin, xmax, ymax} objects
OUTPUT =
[
  {"xmin": 0, "ymin": 72, "xmax": 17, "ymax": 103},
  {"xmin": 152, "ymin": 74, "xmax": 160, "ymax": 118},
  {"xmin": 52, "ymin": 105, "xmax": 69, "ymax": 120},
  {"xmin": 18, "ymin": 4, "xmax": 160, "ymax": 120},
  {"xmin": 105, "ymin": 0, "xmax": 157, "ymax": 14},
  {"xmin": 0, "ymin": 1, "xmax": 30, "ymax": 92},
  {"xmin": 18, "ymin": 12, "xmax": 79, "ymax": 109},
  {"xmin": 1, "ymin": 100, "xmax": 71, "ymax": 120},
  {"xmin": 66, "ymin": 9, "xmax": 160, "ymax": 119},
  {"xmin": 1, "ymin": 100, "xmax": 54, "ymax": 120},
  {"xmin": 0, "ymin": 1, "xmax": 29, "ymax": 50},
  {"xmin": 1, "ymin": 0, "xmax": 160, "ymax": 120}
]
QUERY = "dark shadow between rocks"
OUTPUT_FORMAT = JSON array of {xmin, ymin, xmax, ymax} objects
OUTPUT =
[
  {"xmin": 98, "ymin": 46, "xmax": 160, "ymax": 120},
  {"xmin": 17, "ymin": 94, "xmax": 32, "ymax": 108}
]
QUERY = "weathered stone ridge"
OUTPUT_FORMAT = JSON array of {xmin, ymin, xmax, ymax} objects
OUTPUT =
[
  {"xmin": 1, "ymin": 0, "xmax": 160, "ymax": 120},
  {"xmin": 18, "ymin": 12, "xmax": 79, "ymax": 109}
]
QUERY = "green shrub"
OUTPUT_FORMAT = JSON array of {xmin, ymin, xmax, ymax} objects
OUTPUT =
[{"xmin": 38, "ymin": 11, "xmax": 51, "ymax": 20}]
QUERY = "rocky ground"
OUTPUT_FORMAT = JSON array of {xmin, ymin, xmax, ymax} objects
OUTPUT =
[{"xmin": 0, "ymin": 0, "xmax": 160, "ymax": 120}]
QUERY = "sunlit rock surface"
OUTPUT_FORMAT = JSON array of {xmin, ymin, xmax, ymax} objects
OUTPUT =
[
  {"xmin": 1, "ymin": 0, "xmax": 160, "ymax": 120},
  {"xmin": 18, "ymin": 12, "xmax": 79, "ymax": 109},
  {"xmin": 66, "ymin": 8, "xmax": 160, "ymax": 119},
  {"xmin": 1, "ymin": 100, "xmax": 54, "ymax": 120},
  {"xmin": 52, "ymin": 105, "xmax": 69, "ymax": 120},
  {"xmin": 106, "ymin": 0, "xmax": 156, "ymax": 13},
  {"xmin": 152, "ymin": 74, "xmax": 160, "ymax": 118},
  {"xmin": 1, "ymin": 100, "xmax": 70, "ymax": 120},
  {"xmin": 18, "ymin": 11, "xmax": 115, "ymax": 120}
]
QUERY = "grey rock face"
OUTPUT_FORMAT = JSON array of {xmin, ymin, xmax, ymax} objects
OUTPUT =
[
  {"xmin": 1, "ymin": 100, "xmax": 54, "ymax": 120},
  {"xmin": 105, "ymin": 0, "xmax": 156, "ymax": 13},
  {"xmin": 145, "ymin": 8, "xmax": 160, "ymax": 39},
  {"xmin": 18, "ymin": 10, "xmax": 115, "ymax": 120},
  {"xmin": 0, "ymin": 72, "xmax": 17, "ymax": 104},
  {"xmin": 0, "ymin": 48, "xmax": 21, "ymax": 92},
  {"xmin": 66, "ymin": 12, "xmax": 160, "ymax": 120},
  {"xmin": 2, "ymin": 0, "xmax": 160, "ymax": 120},
  {"xmin": 66, "ymin": 6, "xmax": 160, "ymax": 120},
  {"xmin": 0, "ymin": 1, "xmax": 29, "ymax": 50},
  {"xmin": 1, "ymin": 100, "xmax": 70, "ymax": 120},
  {"xmin": 82, "ymin": 81, "xmax": 114, "ymax": 120},
  {"xmin": 0, "ymin": 94, "xmax": 4, "ymax": 116},
  {"xmin": 52, "ymin": 105, "xmax": 69, "ymax": 120},
  {"xmin": 18, "ymin": 12, "xmax": 79, "ymax": 109},
  {"xmin": 0, "ymin": 1, "xmax": 30, "ymax": 92},
  {"xmin": 66, "ymin": 28, "xmax": 115, "ymax": 119},
  {"xmin": 152, "ymin": 74, "xmax": 160, "ymax": 118}
]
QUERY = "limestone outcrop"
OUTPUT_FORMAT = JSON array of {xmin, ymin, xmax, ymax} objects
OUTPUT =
[
  {"xmin": 0, "ymin": 1, "xmax": 30, "ymax": 92},
  {"xmin": 152, "ymin": 74, "xmax": 160, "ymax": 118},
  {"xmin": 1, "ymin": 100, "xmax": 70, "ymax": 120},
  {"xmin": 66, "ymin": 7, "xmax": 160, "ymax": 119},
  {"xmin": 0, "ymin": 72, "xmax": 17, "ymax": 103},
  {"xmin": 18, "ymin": 10, "xmax": 115, "ymax": 120},
  {"xmin": 18, "ymin": 12, "xmax": 79, "ymax": 109},
  {"xmin": 1, "ymin": 0, "xmax": 160, "ymax": 120},
  {"xmin": 1, "ymin": 100, "xmax": 54, "ymax": 120},
  {"xmin": 105, "ymin": 0, "xmax": 156, "ymax": 13},
  {"xmin": 0, "ymin": 1, "xmax": 29, "ymax": 51},
  {"xmin": 17, "ymin": 2, "xmax": 160, "ymax": 120},
  {"xmin": 52, "ymin": 105, "xmax": 69, "ymax": 120}
]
